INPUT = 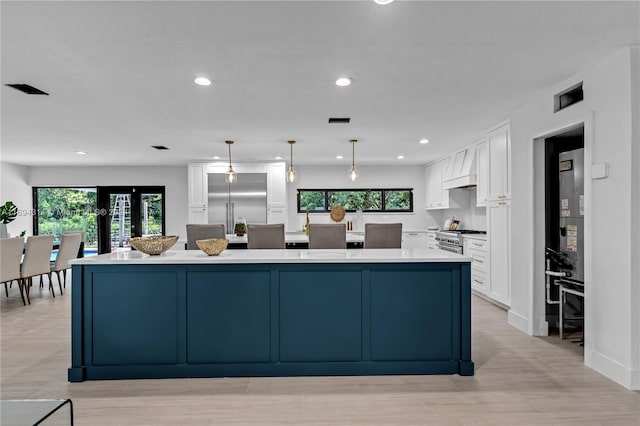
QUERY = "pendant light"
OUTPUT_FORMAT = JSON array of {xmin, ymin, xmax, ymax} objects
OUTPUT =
[
  {"xmin": 286, "ymin": 140, "xmax": 297, "ymax": 183},
  {"xmin": 348, "ymin": 139, "xmax": 359, "ymax": 182},
  {"xmin": 224, "ymin": 140, "xmax": 237, "ymax": 183}
]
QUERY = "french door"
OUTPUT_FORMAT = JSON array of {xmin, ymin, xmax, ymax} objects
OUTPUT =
[{"xmin": 97, "ymin": 186, "xmax": 165, "ymax": 254}]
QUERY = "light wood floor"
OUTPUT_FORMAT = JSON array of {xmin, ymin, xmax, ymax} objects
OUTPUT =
[{"xmin": 1, "ymin": 278, "xmax": 638, "ymax": 425}]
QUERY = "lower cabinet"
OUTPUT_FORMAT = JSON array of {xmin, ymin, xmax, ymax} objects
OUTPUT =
[
  {"xmin": 426, "ymin": 231, "xmax": 437, "ymax": 250},
  {"xmin": 463, "ymin": 237, "xmax": 488, "ymax": 296},
  {"xmin": 402, "ymin": 232, "xmax": 428, "ymax": 249},
  {"xmin": 486, "ymin": 199, "xmax": 511, "ymax": 307}
]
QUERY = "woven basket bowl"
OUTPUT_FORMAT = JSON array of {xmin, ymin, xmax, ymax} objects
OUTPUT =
[
  {"xmin": 130, "ymin": 235, "xmax": 179, "ymax": 255},
  {"xmin": 196, "ymin": 238, "xmax": 229, "ymax": 256}
]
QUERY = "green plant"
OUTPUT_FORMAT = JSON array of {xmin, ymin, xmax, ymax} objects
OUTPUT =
[
  {"xmin": 19, "ymin": 230, "xmax": 26, "ymax": 237},
  {"xmin": 234, "ymin": 222, "xmax": 246, "ymax": 234},
  {"xmin": 0, "ymin": 201, "xmax": 18, "ymax": 224}
]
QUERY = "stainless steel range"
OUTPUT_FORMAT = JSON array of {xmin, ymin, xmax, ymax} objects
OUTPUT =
[{"xmin": 435, "ymin": 230, "xmax": 486, "ymax": 254}]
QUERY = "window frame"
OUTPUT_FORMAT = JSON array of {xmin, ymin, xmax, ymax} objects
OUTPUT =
[{"xmin": 297, "ymin": 188, "xmax": 413, "ymax": 213}]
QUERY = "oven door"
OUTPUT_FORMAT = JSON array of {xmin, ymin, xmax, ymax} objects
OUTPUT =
[{"xmin": 438, "ymin": 242, "xmax": 463, "ymax": 254}]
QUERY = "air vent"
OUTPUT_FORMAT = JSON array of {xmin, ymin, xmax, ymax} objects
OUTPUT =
[
  {"xmin": 554, "ymin": 82, "xmax": 583, "ymax": 112},
  {"xmin": 328, "ymin": 117, "xmax": 351, "ymax": 124},
  {"xmin": 151, "ymin": 145, "xmax": 169, "ymax": 150},
  {"xmin": 5, "ymin": 83, "xmax": 49, "ymax": 95}
]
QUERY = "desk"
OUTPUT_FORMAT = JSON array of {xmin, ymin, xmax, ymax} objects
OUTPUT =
[{"xmin": 1, "ymin": 399, "xmax": 74, "ymax": 425}]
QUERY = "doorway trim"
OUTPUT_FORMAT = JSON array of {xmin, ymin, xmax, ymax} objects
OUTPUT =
[{"xmin": 530, "ymin": 113, "xmax": 594, "ymax": 364}]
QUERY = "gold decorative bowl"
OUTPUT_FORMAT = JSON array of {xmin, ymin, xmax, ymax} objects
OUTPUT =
[
  {"xmin": 196, "ymin": 238, "xmax": 229, "ymax": 256},
  {"xmin": 130, "ymin": 235, "xmax": 179, "ymax": 255}
]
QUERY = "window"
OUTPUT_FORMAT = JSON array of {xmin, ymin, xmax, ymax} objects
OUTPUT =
[
  {"xmin": 297, "ymin": 189, "xmax": 413, "ymax": 213},
  {"xmin": 33, "ymin": 187, "xmax": 98, "ymax": 247}
]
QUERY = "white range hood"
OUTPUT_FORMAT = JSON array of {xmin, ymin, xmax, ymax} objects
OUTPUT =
[{"xmin": 442, "ymin": 146, "xmax": 477, "ymax": 189}]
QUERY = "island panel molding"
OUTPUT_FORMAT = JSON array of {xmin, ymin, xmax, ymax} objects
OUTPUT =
[{"xmin": 68, "ymin": 251, "xmax": 473, "ymax": 382}]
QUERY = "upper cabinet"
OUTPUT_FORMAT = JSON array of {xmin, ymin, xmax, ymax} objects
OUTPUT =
[
  {"xmin": 487, "ymin": 122, "xmax": 511, "ymax": 201},
  {"xmin": 267, "ymin": 163, "xmax": 287, "ymax": 224},
  {"xmin": 188, "ymin": 164, "xmax": 207, "ymax": 207},
  {"xmin": 475, "ymin": 140, "xmax": 489, "ymax": 206},
  {"xmin": 424, "ymin": 157, "xmax": 450, "ymax": 209}
]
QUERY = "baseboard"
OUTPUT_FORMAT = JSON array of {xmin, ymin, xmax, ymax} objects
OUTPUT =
[
  {"xmin": 533, "ymin": 315, "xmax": 549, "ymax": 336},
  {"xmin": 507, "ymin": 309, "xmax": 530, "ymax": 335},
  {"xmin": 586, "ymin": 349, "xmax": 640, "ymax": 390}
]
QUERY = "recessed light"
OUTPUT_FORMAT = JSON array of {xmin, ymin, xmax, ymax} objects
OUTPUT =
[
  {"xmin": 212, "ymin": 156, "xmax": 221, "ymax": 160},
  {"xmin": 336, "ymin": 155, "xmax": 344, "ymax": 160},
  {"xmin": 194, "ymin": 77, "xmax": 211, "ymax": 86},
  {"xmin": 275, "ymin": 156, "xmax": 283, "ymax": 160},
  {"xmin": 397, "ymin": 155, "xmax": 405, "ymax": 160},
  {"xmin": 335, "ymin": 77, "xmax": 353, "ymax": 87},
  {"xmin": 374, "ymin": 0, "xmax": 394, "ymax": 4},
  {"xmin": 75, "ymin": 151, "xmax": 87, "ymax": 155},
  {"xmin": 419, "ymin": 139, "xmax": 430, "ymax": 144}
]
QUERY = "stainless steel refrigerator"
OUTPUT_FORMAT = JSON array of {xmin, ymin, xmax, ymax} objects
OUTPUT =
[
  {"xmin": 207, "ymin": 173, "xmax": 268, "ymax": 232},
  {"xmin": 558, "ymin": 148, "xmax": 585, "ymax": 282}
]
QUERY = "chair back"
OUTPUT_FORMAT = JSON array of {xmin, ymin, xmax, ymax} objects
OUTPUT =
[
  {"xmin": 1, "ymin": 237, "xmax": 25, "ymax": 283},
  {"xmin": 53, "ymin": 233, "xmax": 82, "ymax": 271},
  {"xmin": 247, "ymin": 224, "xmax": 285, "ymax": 249},
  {"xmin": 364, "ymin": 223, "xmax": 403, "ymax": 248},
  {"xmin": 22, "ymin": 235, "xmax": 54, "ymax": 278},
  {"xmin": 308, "ymin": 224, "xmax": 346, "ymax": 249},
  {"xmin": 186, "ymin": 224, "xmax": 226, "ymax": 250}
]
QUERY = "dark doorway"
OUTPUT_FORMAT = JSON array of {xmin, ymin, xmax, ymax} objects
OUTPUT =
[
  {"xmin": 544, "ymin": 125, "xmax": 584, "ymax": 340},
  {"xmin": 97, "ymin": 186, "xmax": 165, "ymax": 254}
]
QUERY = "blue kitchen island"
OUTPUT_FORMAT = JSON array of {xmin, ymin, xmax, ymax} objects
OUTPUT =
[{"xmin": 68, "ymin": 248, "xmax": 473, "ymax": 382}]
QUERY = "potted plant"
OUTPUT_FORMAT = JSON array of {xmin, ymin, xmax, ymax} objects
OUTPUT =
[
  {"xmin": 0, "ymin": 201, "xmax": 18, "ymax": 238},
  {"xmin": 234, "ymin": 222, "xmax": 246, "ymax": 237}
]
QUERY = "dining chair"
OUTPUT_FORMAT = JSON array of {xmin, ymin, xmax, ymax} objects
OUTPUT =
[
  {"xmin": 247, "ymin": 224, "xmax": 285, "ymax": 249},
  {"xmin": 21, "ymin": 235, "xmax": 54, "ymax": 304},
  {"xmin": 308, "ymin": 223, "xmax": 347, "ymax": 249},
  {"xmin": 364, "ymin": 223, "xmax": 403, "ymax": 248},
  {"xmin": 51, "ymin": 232, "xmax": 82, "ymax": 294},
  {"xmin": 63, "ymin": 230, "xmax": 86, "ymax": 257},
  {"xmin": 186, "ymin": 224, "xmax": 226, "ymax": 250},
  {"xmin": 1, "ymin": 237, "xmax": 27, "ymax": 305}
]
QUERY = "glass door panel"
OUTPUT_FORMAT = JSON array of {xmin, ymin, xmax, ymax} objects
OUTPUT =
[
  {"xmin": 109, "ymin": 193, "xmax": 132, "ymax": 251},
  {"xmin": 141, "ymin": 193, "xmax": 163, "ymax": 236}
]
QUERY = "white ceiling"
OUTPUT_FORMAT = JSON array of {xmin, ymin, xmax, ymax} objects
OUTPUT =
[{"xmin": 1, "ymin": 1, "xmax": 638, "ymax": 167}]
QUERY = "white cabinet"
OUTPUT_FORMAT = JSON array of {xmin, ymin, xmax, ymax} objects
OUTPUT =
[
  {"xmin": 188, "ymin": 164, "xmax": 208, "ymax": 224},
  {"xmin": 267, "ymin": 163, "xmax": 287, "ymax": 224},
  {"xmin": 402, "ymin": 232, "xmax": 427, "ymax": 249},
  {"xmin": 463, "ymin": 236, "xmax": 488, "ymax": 295},
  {"xmin": 475, "ymin": 140, "xmax": 489, "ymax": 206},
  {"xmin": 487, "ymin": 122, "xmax": 511, "ymax": 201},
  {"xmin": 487, "ymin": 198, "xmax": 511, "ymax": 306},
  {"xmin": 424, "ymin": 157, "xmax": 451, "ymax": 209},
  {"xmin": 426, "ymin": 231, "xmax": 437, "ymax": 250}
]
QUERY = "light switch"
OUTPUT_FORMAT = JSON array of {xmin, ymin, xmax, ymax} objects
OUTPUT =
[{"xmin": 591, "ymin": 162, "xmax": 608, "ymax": 179}]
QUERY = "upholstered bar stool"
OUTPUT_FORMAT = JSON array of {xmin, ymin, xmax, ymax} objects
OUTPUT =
[
  {"xmin": 364, "ymin": 223, "xmax": 403, "ymax": 248},
  {"xmin": 186, "ymin": 224, "xmax": 226, "ymax": 250},
  {"xmin": 308, "ymin": 223, "xmax": 347, "ymax": 249},
  {"xmin": 247, "ymin": 224, "xmax": 285, "ymax": 249}
]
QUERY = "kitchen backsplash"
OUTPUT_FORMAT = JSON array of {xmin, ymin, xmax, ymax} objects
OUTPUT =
[{"xmin": 441, "ymin": 187, "xmax": 487, "ymax": 231}]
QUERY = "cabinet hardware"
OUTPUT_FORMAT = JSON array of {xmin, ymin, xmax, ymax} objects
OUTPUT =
[
  {"xmin": 473, "ymin": 279, "xmax": 483, "ymax": 284},
  {"xmin": 498, "ymin": 201, "xmax": 506, "ymax": 205},
  {"xmin": 498, "ymin": 195, "xmax": 507, "ymax": 199}
]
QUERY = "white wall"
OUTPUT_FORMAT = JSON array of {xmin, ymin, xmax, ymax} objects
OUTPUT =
[
  {"xmin": 0, "ymin": 162, "xmax": 32, "ymax": 236},
  {"xmin": 509, "ymin": 47, "xmax": 639, "ymax": 389},
  {"xmin": 285, "ymin": 165, "xmax": 439, "ymax": 232},
  {"xmin": 28, "ymin": 166, "xmax": 189, "ymax": 239}
]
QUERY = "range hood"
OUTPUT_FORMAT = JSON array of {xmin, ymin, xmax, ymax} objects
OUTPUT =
[{"xmin": 442, "ymin": 146, "xmax": 477, "ymax": 189}]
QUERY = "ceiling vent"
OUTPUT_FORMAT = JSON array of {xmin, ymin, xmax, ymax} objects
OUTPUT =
[
  {"xmin": 5, "ymin": 83, "xmax": 49, "ymax": 95},
  {"xmin": 151, "ymin": 145, "xmax": 169, "ymax": 150},
  {"xmin": 328, "ymin": 117, "xmax": 350, "ymax": 124}
]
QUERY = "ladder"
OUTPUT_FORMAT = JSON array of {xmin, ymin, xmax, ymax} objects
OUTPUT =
[{"xmin": 110, "ymin": 194, "xmax": 131, "ymax": 248}]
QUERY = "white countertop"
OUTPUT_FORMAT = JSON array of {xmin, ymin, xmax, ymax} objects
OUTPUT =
[{"xmin": 71, "ymin": 248, "xmax": 471, "ymax": 265}]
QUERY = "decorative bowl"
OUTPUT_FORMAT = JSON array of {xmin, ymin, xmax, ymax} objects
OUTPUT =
[
  {"xmin": 130, "ymin": 235, "xmax": 179, "ymax": 255},
  {"xmin": 196, "ymin": 238, "xmax": 229, "ymax": 256}
]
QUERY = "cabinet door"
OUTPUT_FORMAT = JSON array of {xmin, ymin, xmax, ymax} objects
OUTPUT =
[
  {"xmin": 487, "ymin": 199, "xmax": 511, "ymax": 306},
  {"xmin": 424, "ymin": 164, "xmax": 434, "ymax": 208},
  {"xmin": 188, "ymin": 164, "xmax": 207, "ymax": 207},
  {"xmin": 188, "ymin": 206, "xmax": 208, "ymax": 224},
  {"xmin": 488, "ymin": 124, "xmax": 511, "ymax": 201},
  {"xmin": 402, "ymin": 232, "xmax": 427, "ymax": 249},
  {"xmin": 476, "ymin": 140, "xmax": 489, "ymax": 206},
  {"xmin": 267, "ymin": 163, "xmax": 287, "ymax": 224},
  {"xmin": 437, "ymin": 158, "xmax": 450, "ymax": 208}
]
